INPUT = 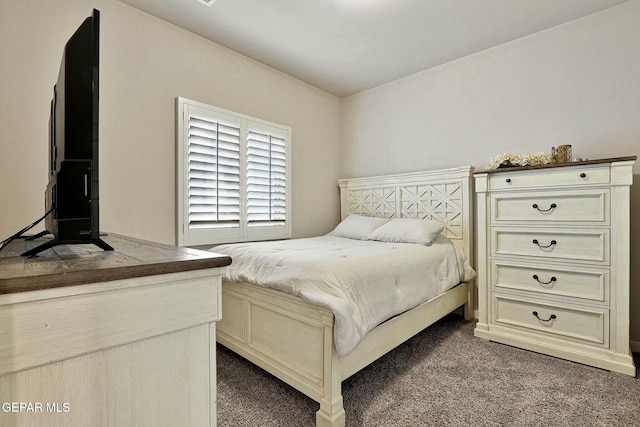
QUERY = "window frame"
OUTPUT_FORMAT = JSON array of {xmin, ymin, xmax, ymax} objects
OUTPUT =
[{"xmin": 176, "ymin": 97, "xmax": 291, "ymax": 246}]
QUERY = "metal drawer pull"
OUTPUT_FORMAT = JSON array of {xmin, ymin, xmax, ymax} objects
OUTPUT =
[
  {"xmin": 532, "ymin": 203, "xmax": 557, "ymax": 212},
  {"xmin": 506, "ymin": 178, "xmax": 512, "ymax": 183},
  {"xmin": 532, "ymin": 311, "xmax": 557, "ymax": 322},
  {"xmin": 532, "ymin": 239, "xmax": 556, "ymax": 248},
  {"xmin": 580, "ymin": 173, "xmax": 587, "ymax": 178},
  {"xmin": 533, "ymin": 274, "xmax": 557, "ymax": 285}
]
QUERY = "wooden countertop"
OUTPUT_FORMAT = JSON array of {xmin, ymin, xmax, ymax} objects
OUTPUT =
[
  {"xmin": 474, "ymin": 155, "xmax": 637, "ymax": 175},
  {"xmin": 0, "ymin": 233, "xmax": 231, "ymax": 295}
]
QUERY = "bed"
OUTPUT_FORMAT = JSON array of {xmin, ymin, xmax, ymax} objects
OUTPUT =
[{"xmin": 213, "ymin": 166, "xmax": 475, "ymax": 427}]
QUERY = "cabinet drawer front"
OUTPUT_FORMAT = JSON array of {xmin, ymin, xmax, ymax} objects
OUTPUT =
[
  {"xmin": 492, "ymin": 190, "xmax": 608, "ymax": 223},
  {"xmin": 492, "ymin": 261, "xmax": 607, "ymax": 302},
  {"xmin": 493, "ymin": 295, "xmax": 608, "ymax": 345},
  {"xmin": 492, "ymin": 228, "xmax": 609, "ymax": 264},
  {"xmin": 489, "ymin": 165, "xmax": 610, "ymax": 191},
  {"xmin": 0, "ymin": 272, "xmax": 220, "ymax": 376}
]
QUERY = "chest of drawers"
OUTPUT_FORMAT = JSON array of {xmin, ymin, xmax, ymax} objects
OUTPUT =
[{"xmin": 474, "ymin": 157, "xmax": 636, "ymax": 376}]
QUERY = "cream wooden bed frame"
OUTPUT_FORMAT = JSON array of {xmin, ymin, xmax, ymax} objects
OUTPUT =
[{"xmin": 216, "ymin": 166, "xmax": 474, "ymax": 427}]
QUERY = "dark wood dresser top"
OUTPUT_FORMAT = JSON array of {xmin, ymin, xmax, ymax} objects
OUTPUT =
[
  {"xmin": 0, "ymin": 233, "xmax": 231, "ymax": 295},
  {"xmin": 474, "ymin": 155, "xmax": 636, "ymax": 175}
]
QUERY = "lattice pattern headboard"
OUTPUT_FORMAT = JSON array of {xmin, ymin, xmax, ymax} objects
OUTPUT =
[{"xmin": 337, "ymin": 166, "xmax": 474, "ymax": 261}]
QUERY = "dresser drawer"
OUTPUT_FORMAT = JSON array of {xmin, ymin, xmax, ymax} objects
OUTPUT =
[
  {"xmin": 493, "ymin": 295, "xmax": 608, "ymax": 346},
  {"xmin": 492, "ymin": 261, "xmax": 607, "ymax": 302},
  {"xmin": 492, "ymin": 228, "xmax": 609, "ymax": 264},
  {"xmin": 489, "ymin": 165, "xmax": 610, "ymax": 191},
  {"xmin": 0, "ymin": 271, "xmax": 221, "ymax": 376},
  {"xmin": 491, "ymin": 189, "xmax": 608, "ymax": 224}
]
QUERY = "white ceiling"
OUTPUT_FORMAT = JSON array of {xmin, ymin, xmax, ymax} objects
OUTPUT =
[{"xmin": 118, "ymin": 0, "xmax": 630, "ymax": 97}]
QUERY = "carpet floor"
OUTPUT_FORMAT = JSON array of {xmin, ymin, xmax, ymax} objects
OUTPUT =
[{"xmin": 217, "ymin": 314, "xmax": 640, "ymax": 426}]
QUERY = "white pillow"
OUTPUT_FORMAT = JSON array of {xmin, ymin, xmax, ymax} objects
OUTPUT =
[
  {"xmin": 367, "ymin": 218, "xmax": 445, "ymax": 245},
  {"xmin": 331, "ymin": 214, "xmax": 390, "ymax": 240}
]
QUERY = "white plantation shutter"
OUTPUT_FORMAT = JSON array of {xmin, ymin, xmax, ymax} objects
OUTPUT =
[
  {"xmin": 246, "ymin": 130, "xmax": 287, "ymax": 226},
  {"xmin": 177, "ymin": 97, "xmax": 291, "ymax": 246},
  {"xmin": 188, "ymin": 117, "xmax": 241, "ymax": 229}
]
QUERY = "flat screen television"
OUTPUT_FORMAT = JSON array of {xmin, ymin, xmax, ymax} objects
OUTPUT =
[{"xmin": 22, "ymin": 9, "xmax": 112, "ymax": 257}]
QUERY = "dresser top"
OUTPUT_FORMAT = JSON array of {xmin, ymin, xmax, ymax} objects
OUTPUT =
[
  {"xmin": 475, "ymin": 156, "xmax": 636, "ymax": 175},
  {"xmin": 0, "ymin": 233, "xmax": 231, "ymax": 295}
]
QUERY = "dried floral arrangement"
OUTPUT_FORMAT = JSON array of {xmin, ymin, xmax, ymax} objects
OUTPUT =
[{"xmin": 486, "ymin": 152, "xmax": 555, "ymax": 169}]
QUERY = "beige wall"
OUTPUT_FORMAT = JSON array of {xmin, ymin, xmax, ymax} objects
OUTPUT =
[
  {"xmin": 0, "ymin": 0, "xmax": 342, "ymax": 245},
  {"xmin": 341, "ymin": 1, "xmax": 640, "ymax": 346}
]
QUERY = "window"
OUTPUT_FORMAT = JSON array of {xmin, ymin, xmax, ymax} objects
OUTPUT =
[{"xmin": 176, "ymin": 97, "xmax": 291, "ymax": 246}]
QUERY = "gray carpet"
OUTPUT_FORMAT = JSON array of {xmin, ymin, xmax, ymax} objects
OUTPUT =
[{"xmin": 217, "ymin": 314, "xmax": 640, "ymax": 426}]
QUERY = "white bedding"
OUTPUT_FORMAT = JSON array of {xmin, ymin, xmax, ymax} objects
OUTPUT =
[{"xmin": 213, "ymin": 234, "xmax": 475, "ymax": 357}]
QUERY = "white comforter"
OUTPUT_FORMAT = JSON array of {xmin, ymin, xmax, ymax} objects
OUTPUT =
[{"xmin": 213, "ymin": 234, "xmax": 475, "ymax": 357}]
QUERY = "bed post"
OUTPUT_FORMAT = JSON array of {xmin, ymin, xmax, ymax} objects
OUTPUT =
[
  {"xmin": 460, "ymin": 168, "xmax": 475, "ymax": 321},
  {"xmin": 316, "ymin": 313, "xmax": 346, "ymax": 427}
]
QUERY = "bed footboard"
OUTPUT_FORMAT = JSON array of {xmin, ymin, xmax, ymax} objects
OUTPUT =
[
  {"xmin": 217, "ymin": 280, "xmax": 469, "ymax": 427},
  {"xmin": 217, "ymin": 280, "xmax": 346, "ymax": 426}
]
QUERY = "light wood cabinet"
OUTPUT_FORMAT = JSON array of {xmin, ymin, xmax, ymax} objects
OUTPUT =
[
  {"xmin": 474, "ymin": 157, "xmax": 636, "ymax": 376},
  {"xmin": 0, "ymin": 234, "xmax": 231, "ymax": 426}
]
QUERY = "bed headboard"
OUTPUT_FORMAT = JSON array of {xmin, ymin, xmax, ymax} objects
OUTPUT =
[{"xmin": 337, "ymin": 166, "xmax": 474, "ymax": 261}]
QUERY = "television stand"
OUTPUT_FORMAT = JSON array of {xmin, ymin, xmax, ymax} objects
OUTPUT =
[
  {"xmin": 21, "ymin": 237, "xmax": 114, "ymax": 258},
  {"xmin": 1, "ymin": 233, "xmax": 231, "ymax": 427}
]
